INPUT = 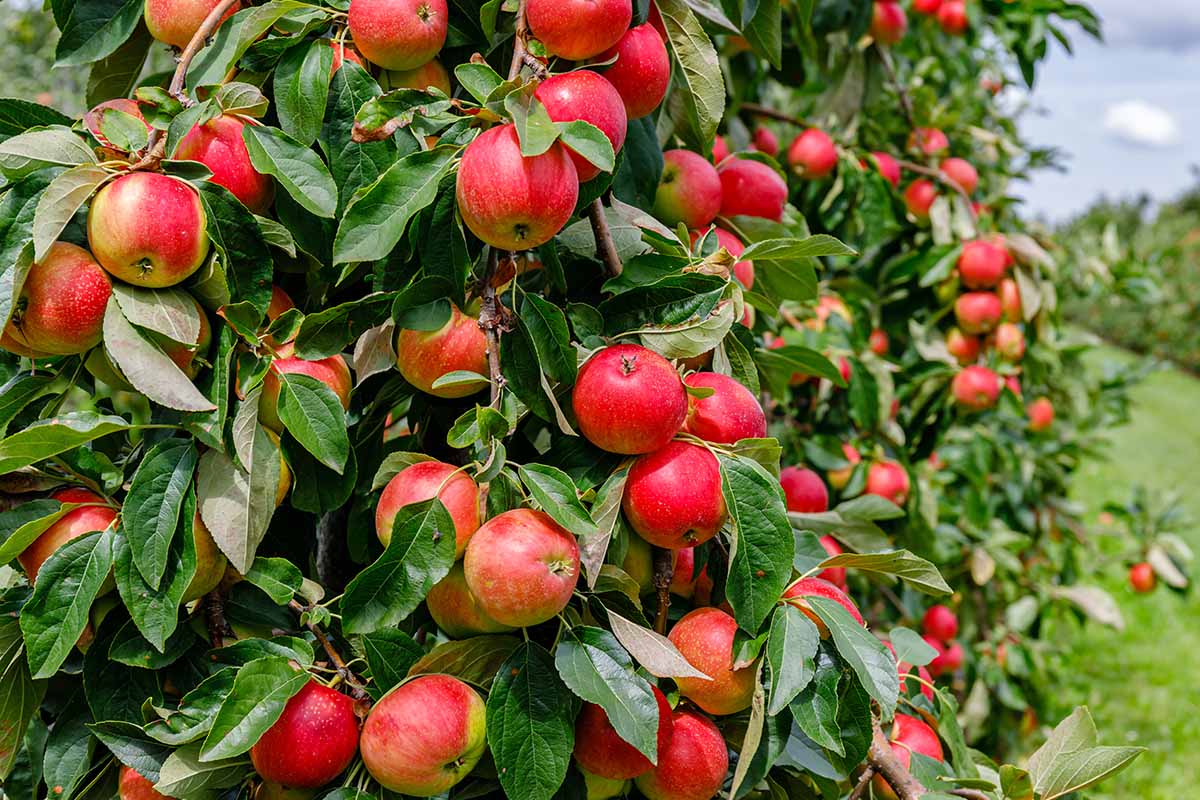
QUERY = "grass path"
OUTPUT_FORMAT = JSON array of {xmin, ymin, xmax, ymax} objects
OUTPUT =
[{"xmin": 1058, "ymin": 346, "xmax": 1200, "ymax": 798}]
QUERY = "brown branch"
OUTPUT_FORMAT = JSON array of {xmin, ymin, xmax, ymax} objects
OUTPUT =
[
  {"xmin": 588, "ymin": 199, "xmax": 623, "ymax": 279},
  {"xmin": 868, "ymin": 722, "xmax": 926, "ymax": 800},
  {"xmin": 478, "ymin": 249, "xmax": 507, "ymax": 409},
  {"xmin": 877, "ymin": 47, "xmax": 918, "ymax": 134},
  {"xmin": 848, "ymin": 766, "xmax": 876, "ymax": 800},
  {"xmin": 288, "ymin": 600, "xmax": 370, "ymax": 701},
  {"xmin": 507, "ymin": 0, "xmax": 530, "ymax": 81},
  {"xmin": 652, "ymin": 546, "xmax": 674, "ymax": 635},
  {"xmin": 204, "ymin": 590, "xmax": 230, "ymax": 649},
  {"xmin": 739, "ymin": 102, "xmax": 814, "ymax": 129},
  {"xmin": 949, "ymin": 789, "xmax": 993, "ymax": 800}
]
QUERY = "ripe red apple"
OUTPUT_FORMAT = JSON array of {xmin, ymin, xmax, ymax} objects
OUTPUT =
[
  {"xmin": 87, "ymin": 172, "xmax": 209, "ymax": 288},
  {"xmin": 927, "ymin": 639, "xmax": 963, "ymax": 676},
  {"xmin": 634, "ymin": 709, "xmax": 728, "ymax": 800},
  {"xmin": 994, "ymin": 322, "xmax": 1025, "ymax": 362},
  {"xmin": 250, "ymin": 680, "xmax": 359, "ymax": 789},
  {"xmin": 376, "ymin": 461, "xmax": 480, "ymax": 555},
  {"xmin": 144, "ymin": 0, "xmax": 240, "ymax": 48},
  {"xmin": 827, "ymin": 443, "xmax": 861, "ymax": 490},
  {"xmin": 940, "ymin": 157, "xmax": 978, "ymax": 195},
  {"xmin": 1027, "ymin": 396, "xmax": 1054, "ymax": 432},
  {"xmin": 119, "ymin": 766, "xmax": 167, "ymax": 800},
  {"xmin": 527, "ymin": 0, "xmax": 632, "ymax": 60},
  {"xmin": 263, "ymin": 285, "xmax": 298, "ymax": 354},
  {"xmin": 1005, "ymin": 375, "xmax": 1022, "ymax": 397},
  {"xmin": 867, "ymin": 460, "xmax": 910, "ymax": 505},
  {"xmin": 718, "ymin": 158, "xmax": 788, "ymax": 221},
  {"xmin": 463, "ymin": 509, "xmax": 580, "ymax": 627},
  {"xmin": 870, "ymin": 1, "xmax": 908, "ymax": 44},
  {"xmin": 913, "ymin": 0, "xmax": 942, "ymax": 14},
  {"xmin": 922, "ymin": 604, "xmax": 958, "ymax": 641},
  {"xmin": 3, "ymin": 242, "xmax": 109, "ymax": 357},
  {"xmin": 681, "ymin": 372, "xmax": 766, "ymax": 444},
  {"xmin": 599, "ymin": 24, "xmax": 670, "ymax": 119},
  {"xmin": 426, "ymin": 561, "xmax": 515, "ymax": 637},
  {"xmin": 384, "ymin": 58, "xmax": 452, "ymax": 92},
  {"xmin": 892, "ymin": 713, "xmax": 944, "ymax": 761},
  {"xmin": 258, "ymin": 355, "xmax": 352, "ymax": 433},
  {"xmin": 330, "ymin": 40, "xmax": 367, "ymax": 76},
  {"xmin": 904, "ymin": 179, "xmax": 938, "ymax": 219},
  {"xmin": 535, "ymin": 70, "xmax": 627, "ymax": 183},
  {"xmin": 711, "ymin": 134, "xmax": 730, "ymax": 164},
  {"xmin": 783, "ymin": 577, "xmax": 864, "ymax": 636},
  {"xmin": 177, "ymin": 115, "xmax": 274, "ymax": 214},
  {"xmin": 954, "ymin": 291, "xmax": 1002, "ymax": 334},
  {"xmin": 360, "ymin": 675, "xmax": 486, "ymax": 795},
  {"xmin": 998, "ymin": 277, "xmax": 1022, "ymax": 322},
  {"xmin": 818, "ymin": 535, "xmax": 846, "ymax": 588},
  {"xmin": 690, "ymin": 227, "xmax": 753, "ymax": 287},
  {"xmin": 348, "ymin": 0, "xmax": 447, "ymax": 70},
  {"xmin": 779, "ymin": 466, "xmax": 829, "ymax": 513},
  {"xmin": 1128, "ymin": 562, "xmax": 1156, "ymax": 593},
  {"xmin": 668, "ymin": 546, "xmax": 713, "ymax": 603},
  {"xmin": 394, "ymin": 303, "xmax": 489, "ymax": 398},
  {"xmin": 18, "ymin": 488, "xmax": 117, "ymax": 584},
  {"xmin": 654, "ymin": 149, "xmax": 723, "ymax": 229},
  {"xmin": 869, "ymin": 328, "xmax": 890, "ymax": 356},
  {"xmin": 457, "ymin": 123, "xmax": 578, "ymax": 250},
  {"xmin": 574, "ymin": 686, "xmax": 674, "ymax": 780},
  {"xmin": 787, "ymin": 128, "xmax": 838, "ymax": 180},
  {"xmin": 572, "ymin": 344, "xmax": 687, "ymax": 455},
  {"xmin": 623, "ymin": 442, "xmax": 727, "ymax": 550},
  {"xmin": 908, "ymin": 127, "xmax": 950, "ymax": 156},
  {"xmin": 952, "ymin": 365, "xmax": 1000, "ymax": 411},
  {"xmin": 957, "ymin": 239, "xmax": 1008, "ymax": 289},
  {"xmin": 938, "ymin": 0, "xmax": 969, "ymax": 35},
  {"xmin": 867, "ymin": 151, "xmax": 901, "ymax": 187},
  {"xmin": 84, "ymin": 99, "xmax": 150, "ymax": 150},
  {"xmin": 945, "ymin": 327, "xmax": 980, "ymax": 365},
  {"xmin": 668, "ymin": 607, "xmax": 756, "ymax": 715},
  {"xmin": 752, "ymin": 126, "xmax": 779, "ymax": 156}
]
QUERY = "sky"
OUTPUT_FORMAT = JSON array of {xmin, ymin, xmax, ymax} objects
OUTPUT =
[{"xmin": 1016, "ymin": 1, "xmax": 1200, "ymax": 220}]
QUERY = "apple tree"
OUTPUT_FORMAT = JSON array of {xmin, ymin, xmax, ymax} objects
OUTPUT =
[{"xmin": 0, "ymin": 0, "xmax": 1147, "ymax": 799}]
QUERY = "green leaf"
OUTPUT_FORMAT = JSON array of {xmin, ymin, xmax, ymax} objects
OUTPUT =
[
  {"xmin": 790, "ymin": 646, "xmax": 843, "ymax": 754},
  {"xmin": 818, "ymin": 550, "xmax": 952, "ymax": 596},
  {"xmin": 32, "ymin": 164, "xmax": 110, "ymax": 261},
  {"xmin": 88, "ymin": 720, "xmax": 173, "ymax": 784},
  {"xmin": 598, "ymin": 274, "xmax": 726, "ymax": 335},
  {"xmin": 559, "ymin": 120, "xmax": 616, "ymax": 173},
  {"xmin": 0, "ymin": 100, "xmax": 73, "ymax": 142},
  {"xmin": 342, "ymin": 499, "xmax": 457, "ymax": 634},
  {"xmin": 155, "ymin": 743, "xmax": 248, "ymax": 798},
  {"xmin": 41, "ymin": 695, "xmax": 96, "ymax": 800},
  {"xmin": 806, "ymin": 596, "xmax": 899, "ymax": 716},
  {"xmin": 196, "ymin": 425, "xmax": 281, "ymax": 573},
  {"xmin": 0, "ymin": 127, "xmax": 95, "ymax": 181},
  {"xmin": 1027, "ymin": 707, "xmax": 1145, "ymax": 800},
  {"xmin": 242, "ymin": 124, "xmax": 337, "ymax": 218},
  {"xmin": 273, "ymin": 39, "xmax": 334, "ymax": 147},
  {"xmin": 0, "ymin": 499, "xmax": 80, "ymax": 565},
  {"xmin": 518, "ymin": 464, "xmax": 599, "ymax": 541},
  {"xmin": 333, "ymin": 146, "xmax": 454, "ymax": 264},
  {"xmin": 506, "ymin": 91, "xmax": 561, "ymax": 157},
  {"xmin": 123, "ymin": 439, "xmax": 197, "ymax": 588},
  {"xmin": 755, "ymin": 345, "xmax": 845, "ymax": 392},
  {"xmin": 740, "ymin": 235, "xmax": 856, "ymax": 261},
  {"xmin": 103, "ymin": 297, "xmax": 215, "ymax": 412},
  {"xmin": 606, "ymin": 611, "xmax": 711, "ymax": 680},
  {"xmin": 519, "ymin": 294, "xmax": 576, "ymax": 385},
  {"xmin": 455, "ymin": 62, "xmax": 503, "ymax": 103},
  {"xmin": 112, "ymin": 284, "xmax": 203, "ymax": 345},
  {"xmin": 890, "ymin": 626, "xmax": 938, "ymax": 667},
  {"xmin": 362, "ymin": 630, "xmax": 423, "ymax": 698},
  {"xmin": 243, "ymin": 557, "xmax": 303, "ymax": 605},
  {"xmin": 657, "ymin": 0, "xmax": 725, "ymax": 154},
  {"xmin": 145, "ymin": 669, "xmax": 236, "ymax": 746},
  {"xmin": 186, "ymin": 0, "xmax": 316, "ymax": 90},
  {"xmin": 555, "ymin": 627, "xmax": 659, "ymax": 762},
  {"xmin": 211, "ymin": 637, "xmax": 315, "ymax": 668},
  {"xmin": 579, "ymin": 467, "xmax": 626, "ymax": 587},
  {"xmin": 53, "ymin": 0, "xmax": 143, "ymax": 66},
  {"xmin": 214, "ymin": 82, "xmax": 269, "ymax": 118},
  {"xmin": 108, "ymin": 619, "xmax": 196, "ymax": 669},
  {"xmin": 766, "ymin": 604, "xmax": 820, "ymax": 715},
  {"xmin": 487, "ymin": 641, "xmax": 577, "ymax": 800},
  {"xmin": 0, "ymin": 613, "xmax": 45, "ymax": 780},
  {"xmin": 0, "ymin": 411, "xmax": 133, "ymax": 474},
  {"xmin": 20, "ymin": 529, "xmax": 114, "ymax": 679},
  {"xmin": 721, "ymin": 454, "xmax": 795, "ymax": 633},
  {"xmin": 277, "ymin": 372, "xmax": 350, "ymax": 473},
  {"xmin": 112, "ymin": 509, "xmax": 198, "ymax": 653},
  {"xmin": 195, "ymin": 182, "xmax": 273, "ymax": 315},
  {"xmin": 729, "ymin": 670, "xmax": 767, "ymax": 799},
  {"xmin": 741, "ymin": 0, "xmax": 782, "ymax": 67},
  {"xmin": 293, "ymin": 292, "xmax": 394, "ymax": 360},
  {"xmin": 407, "ymin": 635, "xmax": 522, "ymax": 689},
  {"xmin": 200, "ymin": 656, "xmax": 309, "ymax": 761},
  {"xmin": 0, "ymin": 373, "xmax": 54, "ymax": 438}
]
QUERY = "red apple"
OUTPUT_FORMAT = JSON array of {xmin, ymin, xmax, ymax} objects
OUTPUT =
[
  {"xmin": 711, "ymin": 134, "xmax": 730, "ymax": 164},
  {"xmin": 869, "ymin": 151, "xmax": 901, "ymax": 187},
  {"xmin": 426, "ymin": 561, "xmax": 515, "ymax": 637},
  {"xmin": 907, "ymin": 127, "xmax": 950, "ymax": 156},
  {"xmin": 827, "ymin": 443, "xmax": 861, "ymax": 490},
  {"xmin": 954, "ymin": 291, "xmax": 1002, "ymax": 334},
  {"xmin": 330, "ymin": 40, "xmax": 367, "ymax": 76},
  {"xmin": 87, "ymin": 172, "xmax": 209, "ymax": 288},
  {"xmin": 654, "ymin": 149, "xmax": 723, "ymax": 229},
  {"xmin": 84, "ymin": 99, "xmax": 150, "ymax": 150},
  {"xmin": 668, "ymin": 547, "xmax": 713, "ymax": 602},
  {"xmin": 952, "ymin": 365, "xmax": 1000, "ymax": 411},
  {"xmin": 994, "ymin": 322, "xmax": 1025, "ymax": 362},
  {"xmin": 527, "ymin": 0, "xmax": 631, "ymax": 59},
  {"xmin": 718, "ymin": 158, "xmax": 788, "ymax": 221},
  {"xmin": 690, "ymin": 227, "xmax": 753, "ymax": 288},
  {"xmin": 904, "ymin": 179, "xmax": 938, "ymax": 219},
  {"xmin": 376, "ymin": 461, "xmax": 480, "ymax": 555},
  {"xmin": 922, "ymin": 604, "xmax": 958, "ymax": 641},
  {"xmin": 913, "ymin": 0, "xmax": 942, "ymax": 14},
  {"xmin": 572, "ymin": 344, "xmax": 687, "ymax": 455},
  {"xmin": 940, "ymin": 157, "xmax": 978, "ymax": 195},
  {"xmin": 463, "ymin": 509, "xmax": 580, "ymax": 627},
  {"xmin": 394, "ymin": 303, "xmax": 489, "ymax": 398},
  {"xmin": 634, "ymin": 709, "xmax": 728, "ymax": 800},
  {"xmin": 535, "ymin": 70, "xmax": 628, "ymax": 182},
  {"xmin": 144, "ymin": 0, "xmax": 240, "ymax": 48},
  {"xmin": 998, "ymin": 277, "xmax": 1022, "ymax": 322},
  {"xmin": 866, "ymin": 460, "xmax": 910, "ymax": 505},
  {"xmin": 360, "ymin": 675, "xmax": 486, "ymax": 795},
  {"xmin": 348, "ymin": 0, "xmax": 447, "ymax": 70},
  {"xmin": 875, "ymin": 713, "xmax": 943, "ymax": 794},
  {"xmin": 682, "ymin": 372, "xmax": 766, "ymax": 444},
  {"xmin": 574, "ymin": 685, "xmax": 674, "ymax": 780},
  {"xmin": 780, "ymin": 467, "xmax": 829, "ymax": 513},
  {"xmin": 457, "ymin": 124, "xmax": 578, "ymax": 250},
  {"xmin": 668, "ymin": 608, "xmax": 756, "ymax": 715},
  {"xmin": 870, "ymin": 1, "xmax": 908, "ymax": 44},
  {"xmin": 957, "ymin": 239, "xmax": 1007, "ymax": 289},
  {"xmin": 928, "ymin": 640, "xmax": 963, "ymax": 676},
  {"xmin": 263, "ymin": 285, "xmax": 298, "ymax": 353},
  {"xmin": 783, "ymin": 577, "xmax": 864, "ymax": 636},
  {"xmin": 1027, "ymin": 396, "xmax": 1054, "ymax": 432},
  {"xmin": 598, "ymin": 24, "xmax": 670, "ymax": 119},
  {"xmin": 3, "ymin": 242, "xmax": 109, "ymax": 357},
  {"xmin": 752, "ymin": 126, "xmax": 779, "ymax": 157},
  {"xmin": 1128, "ymin": 562, "xmax": 1156, "ymax": 593},
  {"xmin": 18, "ymin": 488, "xmax": 117, "ymax": 584},
  {"xmin": 818, "ymin": 535, "xmax": 846, "ymax": 588},
  {"xmin": 250, "ymin": 680, "xmax": 359, "ymax": 789},
  {"xmin": 623, "ymin": 442, "xmax": 727, "ymax": 550},
  {"xmin": 869, "ymin": 328, "xmax": 890, "ymax": 356},
  {"xmin": 384, "ymin": 58, "xmax": 451, "ymax": 92},
  {"xmin": 787, "ymin": 128, "xmax": 838, "ymax": 180},
  {"xmin": 945, "ymin": 327, "xmax": 980, "ymax": 365},
  {"xmin": 119, "ymin": 766, "xmax": 167, "ymax": 800},
  {"xmin": 938, "ymin": 0, "xmax": 969, "ymax": 35},
  {"xmin": 1005, "ymin": 375, "xmax": 1022, "ymax": 397},
  {"xmin": 258, "ymin": 355, "xmax": 352, "ymax": 433},
  {"xmin": 176, "ymin": 115, "xmax": 274, "ymax": 214}
]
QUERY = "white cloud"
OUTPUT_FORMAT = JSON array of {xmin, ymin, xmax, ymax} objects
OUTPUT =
[{"xmin": 1103, "ymin": 100, "xmax": 1182, "ymax": 148}]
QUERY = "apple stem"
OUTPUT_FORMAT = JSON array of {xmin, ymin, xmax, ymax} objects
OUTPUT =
[
  {"xmin": 288, "ymin": 599, "xmax": 370, "ymax": 701},
  {"xmin": 867, "ymin": 721, "xmax": 926, "ymax": 800},
  {"xmin": 651, "ymin": 546, "xmax": 674, "ymax": 635},
  {"xmin": 587, "ymin": 199, "xmax": 623, "ymax": 279},
  {"xmin": 847, "ymin": 765, "xmax": 875, "ymax": 800},
  {"xmin": 204, "ymin": 590, "xmax": 230, "ymax": 649}
]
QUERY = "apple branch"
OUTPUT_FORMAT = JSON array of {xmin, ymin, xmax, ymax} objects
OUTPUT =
[
  {"xmin": 652, "ymin": 545, "xmax": 674, "ymax": 635},
  {"xmin": 588, "ymin": 199, "xmax": 623, "ymax": 279},
  {"xmin": 867, "ymin": 721, "xmax": 926, "ymax": 800},
  {"xmin": 876, "ymin": 47, "xmax": 918, "ymax": 135},
  {"xmin": 479, "ymin": 249, "xmax": 508, "ymax": 409},
  {"xmin": 204, "ymin": 590, "xmax": 230, "ymax": 649},
  {"xmin": 739, "ymin": 102, "xmax": 816, "ymax": 130},
  {"xmin": 288, "ymin": 600, "xmax": 370, "ymax": 701},
  {"xmin": 507, "ymin": 0, "xmax": 531, "ymax": 81},
  {"xmin": 847, "ymin": 766, "xmax": 876, "ymax": 800}
]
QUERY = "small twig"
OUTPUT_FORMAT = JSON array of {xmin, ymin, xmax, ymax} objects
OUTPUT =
[
  {"xmin": 739, "ymin": 102, "xmax": 814, "ymax": 129},
  {"xmin": 478, "ymin": 249, "xmax": 508, "ymax": 409},
  {"xmin": 588, "ymin": 199, "xmax": 623, "ymax": 279},
  {"xmin": 949, "ymin": 789, "xmax": 993, "ymax": 800},
  {"xmin": 848, "ymin": 766, "xmax": 876, "ymax": 800},
  {"xmin": 507, "ymin": 0, "xmax": 530, "ymax": 81},
  {"xmin": 204, "ymin": 590, "xmax": 230, "ymax": 649},
  {"xmin": 522, "ymin": 52, "xmax": 548, "ymax": 79},
  {"xmin": 868, "ymin": 721, "xmax": 926, "ymax": 800},
  {"xmin": 877, "ymin": 47, "xmax": 918, "ymax": 133},
  {"xmin": 652, "ymin": 546, "xmax": 674, "ymax": 635},
  {"xmin": 288, "ymin": 600, "xmax": 370, "ymax": 701}
]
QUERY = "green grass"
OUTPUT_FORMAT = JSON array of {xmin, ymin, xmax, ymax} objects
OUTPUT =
[{"xmin": 1057, "ymin": 346, "xmax": 1200, "ymax": 798}]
